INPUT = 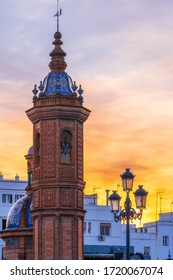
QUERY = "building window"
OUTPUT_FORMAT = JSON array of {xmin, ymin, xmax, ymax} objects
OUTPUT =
[
  {"xmin": 88, "ymin": 222, "xmax": 91, "ymax": 234},
  {"xmin": 84, "ymin": 222, "xmax": 86, "ymax": 234},
  {"xmin": 100, "ymin": 223, "xmax": 111, "ymax": 236},
  {"xmin": 144, "ymin": 246, "xmax": 150, "ymax": 256},
  {"xmin": 163, "ymin": 236, "xmax": 169, "ymax": 246},
  {"xmin": 2, "ymin": 219, "xmax": 6, "ymax": 230},
  {"xmin": 15, "ymin": 194, "xmax": 24, "ymax": 202},
  {"xmin": 84, "ymin": 222, "xmax": 92, "ymax": 234},
  {"xmin": 2, "ymin": 194, "xmax": 12, "ymax": 204}
]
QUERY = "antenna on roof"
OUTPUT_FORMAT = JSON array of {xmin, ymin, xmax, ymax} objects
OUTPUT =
[{"xmin": 54, "ymin": 0, "xmax": 62, "ymax": 32}]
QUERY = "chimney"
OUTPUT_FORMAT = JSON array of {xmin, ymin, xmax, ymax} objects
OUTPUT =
[
  {"xmin": 105, "ymin": 189, "xmax": 110, "ymax": 206},
  {"xmin": 15, "ymin": 174, "xmax": 19, "ymax": 181},
  {"xmin": 0, "ymin": 172, "xmax": 3, "ymax": 180}
]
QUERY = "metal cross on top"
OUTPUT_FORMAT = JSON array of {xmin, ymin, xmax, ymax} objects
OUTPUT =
[{"xmin": 54, "ymin": 0, "xmax": 62, "ymax": 32}]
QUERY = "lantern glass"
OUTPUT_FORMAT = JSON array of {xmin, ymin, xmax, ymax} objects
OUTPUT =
[
  {"xmin": 110, "ymin": 198, "xmax": 120, "ymax": 212},
  {"xmin": 121, "ymin": 168, "xmax": 135, "ymax": 192},
  {"xmin": 134, "ymin": 185, "xmax": 148, "ymax": 210},
  {"xmin": 108, "ymin": 191, "xmax": 121, "ymax": 212},
  {"xmin": 135, "ymin": 195, "xmax": 146, "ymax": 209},
  {"xmin": 122, "ymin": 178, "xmax": 134, "ymax": 192}
]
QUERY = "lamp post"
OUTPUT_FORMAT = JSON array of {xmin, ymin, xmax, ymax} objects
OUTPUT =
[{"xmin": 109, "ymin": 168, "xmax": 148, "ymax": 260}]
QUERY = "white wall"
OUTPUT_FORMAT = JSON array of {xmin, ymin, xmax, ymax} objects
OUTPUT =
[{"xmin": 84, "ymin": 197, "xmax": 173, "ymax": 260}]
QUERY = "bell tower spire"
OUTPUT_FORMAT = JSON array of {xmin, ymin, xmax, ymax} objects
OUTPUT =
[{"xmin": 49, "ymin": 0, "xmax": 66, "ymax": 74}]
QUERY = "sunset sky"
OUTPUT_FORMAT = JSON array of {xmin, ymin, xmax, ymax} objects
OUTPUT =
[{"xmin": 1, "ymin": 0, "xmax": 173, "ymax": 223}]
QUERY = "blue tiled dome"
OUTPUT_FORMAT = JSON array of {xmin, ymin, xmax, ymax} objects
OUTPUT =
[
  {"xmin": 43, "ymin": 72, "xmax": 73, "ymax": 96},
  {"xmin": 27, "ymin": 146, "xmax": 33, "ymax": 155},
  {"xmin": 6, "ymin": 195, "xmax": 33, "ymax": 229}
]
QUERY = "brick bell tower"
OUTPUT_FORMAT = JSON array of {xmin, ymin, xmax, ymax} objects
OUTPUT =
[{"xmin": 26, "ymin": 4, "xmax": 90, "ymax": 260}]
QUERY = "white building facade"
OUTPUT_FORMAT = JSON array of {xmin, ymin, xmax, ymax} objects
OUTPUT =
[
  {"xmin": 84, "ymin": 195, "xmax": 173, "ymax": 260},
  {"xmin": 131, "ymin": 213, "xmax": 173, "ymax": 260},
  {"xmin": 0, "ymin": 173, "xmax": 27, "ymax": 259}
]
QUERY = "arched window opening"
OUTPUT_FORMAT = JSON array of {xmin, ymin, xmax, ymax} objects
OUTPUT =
[
  {"xmin": 60, "ymin": 131, "xmax": 72, "ymax": 163},
  {"xmin": 35, "ymin": 132, "xmax": 40, "ymax": 164},
  {"xmin": 27, "ymin": 162, "xmax": 31, "ymax": 172}
]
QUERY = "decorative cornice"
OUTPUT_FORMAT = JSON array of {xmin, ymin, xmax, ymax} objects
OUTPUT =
[{"xmin": 26, "ymin": 102, "xmax": 90, "ymax": 124}]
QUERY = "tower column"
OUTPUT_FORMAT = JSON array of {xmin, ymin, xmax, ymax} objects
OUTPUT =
[{"xmin": 26, "ymin": 94, "xmax": 90, "ymax": 259}]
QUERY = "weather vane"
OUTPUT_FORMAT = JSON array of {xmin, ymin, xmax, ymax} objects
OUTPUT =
[{"xmin": 54, "ymin": 0, "xmax": 62, "ymax": 32}]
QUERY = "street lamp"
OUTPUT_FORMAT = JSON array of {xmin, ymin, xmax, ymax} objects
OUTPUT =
[{"xmin": 109, "ymin": 168, "xmax": 148, "ymax": 260}]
